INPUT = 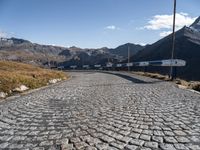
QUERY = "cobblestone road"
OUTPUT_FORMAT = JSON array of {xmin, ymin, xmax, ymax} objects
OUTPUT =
[{"xmin": 0, "ymin": 72, "xmax": 200, "ymax": 150}]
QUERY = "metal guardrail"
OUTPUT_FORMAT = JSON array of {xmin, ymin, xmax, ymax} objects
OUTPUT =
[{"xmin": 67, "ymin": 59, "xmax": 186, "ymax": 69}]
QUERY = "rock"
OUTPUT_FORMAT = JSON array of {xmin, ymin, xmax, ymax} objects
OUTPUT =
[
  {"xmin": 49, "ymin": 79, "xmax": 62, "ymax": 84},
  {"xmin": 57, "ymin": 79, "xmax": 62, "ymax": 82},
  {"xmin": 49, "ymin": 79, "xmax": 57, "ymax": 84},
  {"xmin": 0, "ymin": 92, "xmax": 7, "ymax": 98},
  {"xmin": 13, "ymin": 85, "xmax": 29, "ymax": 92}
]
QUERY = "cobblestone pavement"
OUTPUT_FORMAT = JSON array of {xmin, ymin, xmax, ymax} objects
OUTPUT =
[{"xmin": 0, "ymin": 71, "xmax": 200, "ymax": 150}]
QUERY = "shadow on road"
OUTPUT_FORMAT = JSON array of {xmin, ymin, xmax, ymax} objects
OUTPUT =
[
  {"xmin": 102, "ymin": 71, "xmax": 163, "ymax": 84},
  {"xmin": 67, "ymin": 70, "xmax": 164, "ymax": 84}
]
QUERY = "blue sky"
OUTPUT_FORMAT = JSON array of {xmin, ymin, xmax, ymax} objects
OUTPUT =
[{"xmin": 0, "ymin": 0, "xmax": 199, "ymax": 48}]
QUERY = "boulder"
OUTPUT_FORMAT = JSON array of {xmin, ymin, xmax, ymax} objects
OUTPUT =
[
  {"xmin": 49, "ymin": 79, "xmax": 57, "ymax": 84},
  {"xmin": 49, "ymin": 78, "xmax": 62, "ymax": 84},
  {"xmin": 13, "ymin": 85, "xmax": 29, "ymax": 92},
  {"xmin": 0, "ymin": 92, "xmax": 7, "ymax": 98}
]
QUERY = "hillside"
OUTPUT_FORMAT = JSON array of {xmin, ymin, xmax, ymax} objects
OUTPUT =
[
  {"xmin": 0, "ymin": 61, "xmax": 67, "ymax": 96},
  {"xmin": 0, "ymin": 38, "xmax": 70, "ymax": 66},
  {"xmin": 131, "ymin": 17, "xmax": 200, "ymax": 81}
]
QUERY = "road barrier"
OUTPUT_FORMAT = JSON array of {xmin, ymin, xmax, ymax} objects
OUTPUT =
[{"xmin": 67, "ymin": 59, "xmax": 186, "ymax": 69}]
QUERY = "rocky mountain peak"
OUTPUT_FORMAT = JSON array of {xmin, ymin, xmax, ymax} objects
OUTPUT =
[{"xmin": 190, "ymin": 16, "xmax": 200, "ymax": 32}]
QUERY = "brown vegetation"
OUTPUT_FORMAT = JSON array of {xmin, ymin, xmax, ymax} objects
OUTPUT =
[
  {"xmin": 0, "ymin": 61, "xmax": 68, "ymax": 94},
  {"xmin": 133, "ymin": 71, "xmax": 200, "ymax": 92}
]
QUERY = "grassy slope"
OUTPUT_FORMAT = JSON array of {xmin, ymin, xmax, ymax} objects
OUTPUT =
[
  {"xmin": 133, "ymin": 71, "xmax": 200, "ymax": 92},
  {"xmin": 0, "ymin": 61, "xmax": 68, "ymax": 94}
]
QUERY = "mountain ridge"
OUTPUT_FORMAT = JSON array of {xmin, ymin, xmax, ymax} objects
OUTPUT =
[{"xmin": 0, "ymin": 37, "xmax": 144, "ymax": 67}]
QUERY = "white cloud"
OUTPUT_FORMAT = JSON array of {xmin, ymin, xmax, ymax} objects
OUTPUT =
[
  {"xmin": 0, "ymin": 31, "xmax": 8, "ymax": 38},
  {"xmin": 159, "ymin": 31, "xmax": 172, "ymax": 37},
  {"xmin": 105, "ymin": 25, "xmax": 119, "ymax": 30},
  {"xmin": 179, "ymin": 12, "xmax": 189, "ymax": 16},
  {"xmin": 144, "ymin": 13, "xmax": 197, "ymax": 30}
]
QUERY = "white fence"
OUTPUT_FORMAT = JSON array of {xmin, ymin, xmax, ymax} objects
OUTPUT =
[{"xmin": 68, "ymin": 59, "xmax": 186, "ymax": 69}]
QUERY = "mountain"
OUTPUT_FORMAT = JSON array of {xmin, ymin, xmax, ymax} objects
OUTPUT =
[
  {"xmin": 0, "ymin": 37, "xmax": 143, "ymax": 67},
  {"xmin": 0, "ymin": 37, "xmax": 70, "ymax": 66},
  {"xmin": 131, "ymin": 17, "xmax": 200, "ymax": 81},
  {"xmin": 61, "ymin": 43, "xmax": 144, "ymax": 67},
  {"xmin": 109, "ymin": 43, "xmax": 144, "ymax": 58}
]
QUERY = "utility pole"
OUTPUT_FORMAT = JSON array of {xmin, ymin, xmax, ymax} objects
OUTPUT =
[
  {"xmin": 81, "ymin": 54, "xmax": 84, "ymax": 70},
  {"xmin": 128, "ymin": 45, "xmax": 130, "ymax": 71},
  {"xmin": 107, "ymin": 57, "xmax": 109, "ymax": 71},
  {"xmin": 170, "ymin": 0, "xmax": 176, "ymax": 80}
]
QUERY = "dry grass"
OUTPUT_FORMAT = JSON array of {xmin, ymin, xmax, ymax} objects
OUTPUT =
[
  {"xmin": 0, "ymin": 61, "xmax": 68, "ymax": 94},
  {"xmin": 133, "ymin": 71, "xmax": 200, "ymax": 92},
  {"xmin": 189, "ymin": 83, "xmax": 200, "ymax": 92},
  {"xmin": 133, "ymin": 71, "xmax": 170, "ymax": 81}
]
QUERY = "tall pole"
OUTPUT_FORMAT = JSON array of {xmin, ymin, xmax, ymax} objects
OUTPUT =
[
  {"xmin": 107, "ymin": 57, "xmax": 109, "ymax": 71},
  {"xmin": 81, "ymin": 54, "xmax": 84, "ymax": 70},
  {"xmin": 128, "ymin": 45, "xmax": 130, "ymax": 71},
  {"xmin": 170, "ymin": 0, "xmax": 176, "ymax": 80}
]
